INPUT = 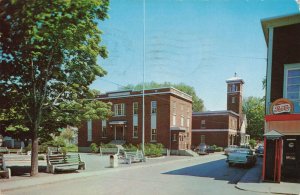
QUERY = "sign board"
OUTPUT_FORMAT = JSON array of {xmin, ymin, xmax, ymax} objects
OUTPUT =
[{"xmin": 270, "ymin": 98, "xmax": 294, "ymax": 115}]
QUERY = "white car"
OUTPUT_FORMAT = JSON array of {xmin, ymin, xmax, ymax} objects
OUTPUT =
[{"xmin": 224, "ymin": 145, "xmax": 238, "ymax": 155}]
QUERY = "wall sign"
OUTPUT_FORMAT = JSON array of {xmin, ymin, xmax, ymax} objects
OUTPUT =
[{"xmin": 270, "ymin": 98, "xmax": 294, "ymax": 115}]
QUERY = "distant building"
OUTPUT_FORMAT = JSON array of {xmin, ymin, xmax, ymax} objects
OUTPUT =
[
  {"xmin": 262, "ymin": 14, "xmax": 300, "ymax": 182},
  {"xmin": 191, "ymin": 75, "xmax": 248, "ymax": 148},
  {"xmin": 78, "ymin": 87, "xmax": 193, "ymax": 152}
]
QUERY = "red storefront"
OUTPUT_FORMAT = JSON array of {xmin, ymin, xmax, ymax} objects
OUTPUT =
[{"xmin": 262, "ymin": 14, "xmax": 300, "ymax": 182}]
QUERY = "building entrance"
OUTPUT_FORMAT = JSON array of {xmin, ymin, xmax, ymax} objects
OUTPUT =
[{"xmin": 283, "ymin": 136, "xmax": 300, "ymax": 180}]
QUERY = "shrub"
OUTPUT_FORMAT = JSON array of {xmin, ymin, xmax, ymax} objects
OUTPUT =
[
  {"xmin": 215, "ymin": 147, "xmax": 223, "ymax": 152},
  {"xmin": 90, "ymin": 143, "xmax": 99, "ymax": 153},
  {"xmin": 99, "ymin": 143, "xmax": 117, "ymax": 148},
  {"xmin": 143, "ymin": 143, "xmax": 164, "ymax": 157},
  {"xmin": 123, "ymin": 143, "xmax": 137, "ymax": 151},
  {"xmin": 249, "ymin": 139, "xmax": 256, "ymax": 148}
]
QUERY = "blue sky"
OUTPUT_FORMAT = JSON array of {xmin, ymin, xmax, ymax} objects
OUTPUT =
[{"xmin": 91, "ymin": 0, "xmax": 299, "ymax": 111}]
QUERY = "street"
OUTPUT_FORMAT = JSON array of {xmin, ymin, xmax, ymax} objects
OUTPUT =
[{"xmin": 3, "ymin": 154, "xmax": 264, "ymax": 195}]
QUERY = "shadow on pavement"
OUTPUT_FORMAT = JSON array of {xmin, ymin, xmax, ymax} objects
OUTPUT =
[
  {"xmin": 163, "ymin": 159, "xmax": 251, "ymax": 184},
  {"xmin": 8, "ymin": 165, "xmax": 47, "ymax": 177}
]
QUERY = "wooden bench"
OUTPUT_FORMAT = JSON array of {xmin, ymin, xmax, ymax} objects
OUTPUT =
[
  {"xmin": 46, "ymin": 154, "xmax": 85, "ymax": 174},
  {"xmin": 8, "ymin": 147, "xmax": 25, "ymax": 155},
  {"xmin": 0, "ymin": 155, "xmax": 11, "ymax": 179},
  {"xmin": 124, "ymin": 150, "xmax": 146, "ymax": 164},
  {"xmin": 0, "ymin": 147, "xmax": 10, "ymax": 154}
]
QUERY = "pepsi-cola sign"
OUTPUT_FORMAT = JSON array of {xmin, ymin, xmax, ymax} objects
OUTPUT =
[{"xmin": 270, "ymin": 98, "xmax": 294, "ymax": 115}]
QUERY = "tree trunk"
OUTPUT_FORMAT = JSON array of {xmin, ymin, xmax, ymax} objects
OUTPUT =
[{"xmin": 30, "ymin": 125, "xmax": 39, "ymax": 176}]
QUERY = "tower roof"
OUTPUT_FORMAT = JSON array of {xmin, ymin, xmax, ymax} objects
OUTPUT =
[{"xmin": 226, "ymin": 73, "xmax": 244, "ymax": 84}]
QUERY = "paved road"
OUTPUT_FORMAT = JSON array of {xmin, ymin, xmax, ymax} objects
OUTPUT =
[{"xmin": 4, "ymin": 154, "xmax": 264, "ymax": 195}]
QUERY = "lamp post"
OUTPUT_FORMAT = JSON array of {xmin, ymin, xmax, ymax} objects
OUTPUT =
[{"xmin": 142, "ymin": 0, "xmax": 146, "ymax": 154}]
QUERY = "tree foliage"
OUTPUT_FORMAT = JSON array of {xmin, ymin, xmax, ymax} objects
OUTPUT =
[
  {"xmin": 0, "ymin": 0, "xmax": 111, "ymax": 176},
  {"xmin": 121, "ymin": 82, "xmax": 204, "ymax": 112},
  {"xmin": 243, "ymin": 96, "xmax": 265, "ymax": 140}
]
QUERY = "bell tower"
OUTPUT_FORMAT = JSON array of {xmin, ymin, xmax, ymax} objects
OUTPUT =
[{"xmin": 226, "ymin": 73, "xmax": 244, "ymax": 115}]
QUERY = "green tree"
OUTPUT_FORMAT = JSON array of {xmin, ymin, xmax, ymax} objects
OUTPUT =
[
  {"xmin": 243, "ymin": 96, "xmax": 265, "ymax": 140},
  {"xmin": 0, "ymin": 0, "xmax": 111, "ymax": 176},
  {"xmin": 60, "ymin": 126, "xmax": 75, "ymax": 145},
  {"xmin": 121, "ymin": 82, "xmax": 204, "ymax": 112}
]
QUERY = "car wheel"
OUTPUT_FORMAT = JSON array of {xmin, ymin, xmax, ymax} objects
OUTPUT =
[{"xmin": 228, "ymin": 163, "xmax": 233, "ymax": 167}]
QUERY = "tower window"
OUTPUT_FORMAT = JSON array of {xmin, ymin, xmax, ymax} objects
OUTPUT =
[
  {"xmin": 232, "ymin": 97, "xmax": 236, "ymax": 103},
  {"xmin": 231, "ymin": 84, "xmax": 237, "ymax": 92}
]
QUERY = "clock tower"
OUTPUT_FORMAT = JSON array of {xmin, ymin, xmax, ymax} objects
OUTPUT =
[{"xmin": 226, "ymin": 73, "xmax": 244, "ymax": 116}]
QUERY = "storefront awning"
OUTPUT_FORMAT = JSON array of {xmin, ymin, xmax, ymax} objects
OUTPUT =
[
  {"xmin": 109, "ymin": 121, "xmax": 127, "ymax": 125},
  {"xmin": 264, "ymin": 130, "xmax": 284, "ymax": 139},
  {"xmin": 170, "ymin": 127, "xmax": 186, "ymax": 131}
]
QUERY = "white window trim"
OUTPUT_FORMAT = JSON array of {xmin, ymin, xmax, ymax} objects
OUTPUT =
[
  {"xmin": 284, "ymin": 63, "xmax": 300, "ymax": 103},
  {"xmin": 151, "ymin": 128, "xmax": 157, "ymax": 142},
  {"xmin": 133, "ymin": 102, "xmax": 138, "ymax": 115},
  {"xmin": 151, "ymin": 101, "xmax": 157, "ymax": 114},
  {"xmin": 102, "ymin": 120, "xmax": 107, "ymax": 138},
  {"xmin": 133, "ymin": 125, "xmax": 138, "ymax": 138},
  {"xmin": 87, "ymin": 120, "xmax": 92, "ymax": 141},
  {"xmin": 114, "ymin": 103, "xmax": 126, "ymax": 116}
]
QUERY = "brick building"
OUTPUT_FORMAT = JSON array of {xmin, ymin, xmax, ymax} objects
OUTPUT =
[
  {"xmin": 191, "ymin": 75, "xmax": 248, "ymax": 148},
  {"xmin": 261, "ymin": 14, "xmax": 300, "ymax": 181},
  {"xmin": 78, "ymin": 87, "xmax": 193, "ymax": 152}
]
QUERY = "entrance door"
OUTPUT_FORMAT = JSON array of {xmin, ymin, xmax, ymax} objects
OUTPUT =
[
  {"xmin": 283, "ymin": 137, "xmax": 298, "ymax": 179},
  {"xmin": 115, "ymin": 126, "xmax": 124, "ymax": 140},
  {"xmin": 265, "ymin": 139, "xmax": 276, "ymax": 181}
]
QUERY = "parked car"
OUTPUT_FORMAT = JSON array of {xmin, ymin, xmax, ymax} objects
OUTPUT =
[
  {"xmin": 206, "ymin": 146, "xmax": 215, "ymax": 153},
  {"xmin": 224, "ymin": 145, "xmax": 238, "ymax": 155},
  {"xmin": 255, "ymin": 145, "xmax": 264, "ymax": 157},
  {"xmin": 226, "ymin": 148, "xmax": 257, "ymax": 167},
  {"xmin": 198, "ymin": 143, "xmax": 208, "ymax": 155}
]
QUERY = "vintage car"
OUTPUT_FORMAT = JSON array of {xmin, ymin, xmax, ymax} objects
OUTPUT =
[
  {"xmin": 255, "ymin": 145, "xmax": 264, "ymax": 157},
  {"xmin": 226, "ymin": 148, "xmax": 257, "ymax": 167},
  {"xmin": 198, "ymin": 143, "xmax": 208, "ymax": 155},
  {"xmin": 224, "ymin": 145, "xmax": 238, "ymax": 155}
]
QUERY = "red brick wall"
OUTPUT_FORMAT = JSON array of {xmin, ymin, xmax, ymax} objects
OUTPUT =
[
  {"xmin": 192, "ymin": 131, "xmax": 230, "ymax": 148},
  {"xmin": 78, "ymin": 91, "xmax": 192, "ymax": 150},
  {"xmin": 192, "ymin": 115, "xmax": 230, "ymax": 129},
  {"xmin": 271, "ymin": 23, "xmax": 300, "ymax": 102}
]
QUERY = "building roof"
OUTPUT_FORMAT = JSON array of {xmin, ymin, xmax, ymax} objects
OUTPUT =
[
  {"xmin": 226, "ymin": 73, "xmax": 244, "ymax": 84},
  {"xmin": 96, "ymin": 87, "xmax": 193, "ymax": 102},
  {"xmin": 261, "ymin": 13, "xmax": 300, "ymax": 44},
  {"xmin": 193, "ymin": 110, "xmax": 239, "ymax": 117}
]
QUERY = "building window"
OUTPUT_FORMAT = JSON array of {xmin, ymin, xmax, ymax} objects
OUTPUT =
[
  {"xmin": 231, "ymin": 84, "xmax": 237, "ymax": 92},
  {"xmin": 187, "ymin": 118, "xmax": 190, "ymax": 128},
  {"xmin": 201, "ymin": 120, "xmax": 205, "ymax": 129},
  {"xmin": 102, "ymin": 120, "xmax": 107, "ymax": 137},
  {"xmin": 133, "ymin": 125, "xmax": 138, "ymax": 138},
  {"xmin": 200, "ymin": 135, "xmax": 205, "ymax": 144},
  {"xmin": 87, "ymin": 120, "xmax": 92, "ymax": 141},
  {"xmin": 173, "ymin": 102, "xmax": 176, "ymax": 113},
  {"xmin": 285, "ymin": 64, "xmax": 300, "ymax": 104},
  {"xmin": 180, "ymin": 115, "xmax": 184, "ymax": 127},
  {"xmin": 151, "ymin": 101, "xmax": 157, "ymax": 114},
  {"xmin": 151, "ymin": 129, "xmax": 157, "ymax": 141},
  {"xmin": 172, "ymin": 115, "xmax": 176, "ymax": 126},
  {"xmin": 133, "ymin": 102, "xmax": 138, "ymax": 115},
  {"xmin": 232, "ymin": 97, "xmax": 236, "ymax": 103},
  {"xmin": 173, "ymin": 134, "xmax": 177, "ymax": 141},
  {"xmin": 114, "ymin": 103, "xmax": 125, "ymax": 116}
]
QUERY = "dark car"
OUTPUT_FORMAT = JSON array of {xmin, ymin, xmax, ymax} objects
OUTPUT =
[
  {"xmin": 255, "ymin": 145, "xmax": 264, "ymax": 157},
  {"xmin": 198, "ymin": 143, "xmax": 208, "ymax": 155},
  {"xmin": 206, "ymin": 146, "xmax": 215, "ymax": 153}
]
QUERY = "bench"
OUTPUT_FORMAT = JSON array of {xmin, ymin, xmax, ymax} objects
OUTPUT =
[
  {"xmin": 8, "ymin": 147, "xmax": 25, "ymax": 155},
  {"xmin": 0, "ymin": 147, "xmax": 10, "ymax": 154},
  {"xmin": 0, "ymin": 155, "xmax": 11, "ymax": 179},
  {"xmin": 99, "ymin": 147, "xmax": 120, "ymax": 156},
  {"xmin": 124, "ymin": 150, "xmax": 146, "ymax": 164},
  {"xmin": 46, "ymin": 154, "xmax": 85, "ymax": 174}
]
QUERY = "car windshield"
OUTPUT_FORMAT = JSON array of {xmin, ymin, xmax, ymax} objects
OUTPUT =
[{"xmin": 235, "ymin": 150, "xmax": 251, "ymax": 154}]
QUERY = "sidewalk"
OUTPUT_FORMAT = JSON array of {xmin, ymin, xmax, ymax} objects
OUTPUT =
[
  {"xmin": 0, "ymin": 154, "xmax": 195, "ymax": 193},
  {"xmin": 236, "ymin": 158, "xmax": 300, "ymax": 195}
]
